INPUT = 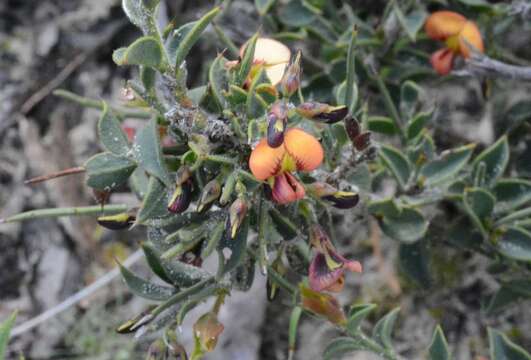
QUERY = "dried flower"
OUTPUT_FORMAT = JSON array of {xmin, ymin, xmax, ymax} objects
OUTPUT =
[
  {"xmin": 249, "ymin": 128, "xmax": 324, "ymax": 204},
  {"xmin": 197, "ymin": 179, "xmax": 221, "ymax": 213},
  {"xmin": 307, "ymin": 182, "xmax": 359, "ymax": 209},
  {"xmin": 425, "ymin": 11, "xmax": 484, "ymax": 75},
  {"xmin": 193, "ymin": 312, "xmax": 224, "ymax": 353},
  {"xmin": 308, "ymin": 225, "xmax": 362, "ymax": 292},
  {"xmin": 281, "ymin": 49, "xmax": 302, "ymax": 97},
  {"xmin": 228, "ymin": 197, "xmax": 248, "ymax": 238},
  {"xmin": 299, "ymin": 284, "xmax": 346, "ymax": 325}
]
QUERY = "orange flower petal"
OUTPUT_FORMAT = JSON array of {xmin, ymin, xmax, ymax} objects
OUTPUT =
[
  {"xmin": 458, "ymin": 21, "xmax": 484, "ymax": 58},
  {"xmin": 284, "ymin": 128, "xmax": 324, "ymax": 172},
  {"xmin": 425, "ymin": 11, "xmax": 467, "ymax": 41},
  {"xmin": 430, "ymin": 48, "xmax": 455, "ymax": 75},
  {"xmin": 249, "ymin": 138, "xmax": 285, "ymax": 180}
]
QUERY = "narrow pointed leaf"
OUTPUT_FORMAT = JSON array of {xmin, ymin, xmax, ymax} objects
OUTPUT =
[
  {"xmin": 135, "ymin": 176, "xmax": 170, "ymax": 224},
  {"xmin": 209, "ymin": 54, "xmax": 229, "ymax": 110},
  {"xmin": 429, "ymin": 326, "xmax": 451, "ymax": 360},
  {"xmin": 119, "ymin": 262, "xmax": 175, "ymax": 301},
  {"xmin": 346, "ymin": 304, "xmax": 376, "ymax": 336},
  {"xmin": 407, "ymin": 110, "xmax": 432, "ymax": 140},
  {"xmin": 472, "ymin": 136, "xmax": 509, "ymax": 187},
  {"xmin": 420, "ymin": 144, "xmax": 475, "ymax": 187},
  {"xmin": 488, "ymin": 328, "xmax": 531, "ymax": 360},
  {"xmin": 463, "ymin": 188, "xmax": 495, "ymax": 238},
  {"xmin": 133, "ymin": 118, "xmax": 172, "ymax": 187},
  {"xmin": 323, "ymin": 337, "xmax": 370, "ymax": 360},
  {"xmin": 0, "ymin": 311, "xmax": 17, "ymax": 360},
  {"xmin": 142, "ymin": 242, "xmax": 173, "ymax": 284},
  {"xmin": 372, "ymin": 307, "xmax": 400, "ymax": 350},
  {"xmin": 379, "ymin": 145, "xmax": 411, "ymax": 189},
  {"xmin": 98, "ymin": 102, "xmax": 130, "ymax": 156},
  {"xmin": 237, "ymin": 33, "xmax": 258, "ymax": 86},
  {"xmin": 255, "ymin": 0, "xmax": 276, "ymax": 15},
  {"xmin": 166, "ymin": 21, "xmax": 196, "ymax": 65}
]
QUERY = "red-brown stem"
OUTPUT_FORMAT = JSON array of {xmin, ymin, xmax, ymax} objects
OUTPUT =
[{"xmin": 24, "ymin": 166, "xmax": 86, "ymax": 185}]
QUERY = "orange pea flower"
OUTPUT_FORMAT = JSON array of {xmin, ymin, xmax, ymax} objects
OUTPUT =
[
  {"xmin": 425, "ymin": 11, "xmax": 484, "ymax": 75},
  {"xmin": 249, "ymin": 128, "xmax": 323, "ymax": 204}
]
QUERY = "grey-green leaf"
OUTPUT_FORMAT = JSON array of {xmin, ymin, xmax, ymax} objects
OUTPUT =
[
  {"xmin": 407, "ymin": 110, "xmax": 432, "ymax": 140},
  {"xmin": 400, "ymin": 80, "xmax": 423, "ymax": 120},
  {"xmin": 0, "ymin": 311, "xmax": 16, "ymax": 360},
  {"xmin": 173, "ymin": 7, "xmax": 221, "ymax": 68},
  {"xmin": 98, "ymin": 102, "xmax": 130, "ymax": 156},
  {"xmin": 124, "ymin": 36, "xmax": 165, "ymax": 69},
  {"xmin": 237, "ymin": 33, "xmax": 258, "ymax": 86},
  {"xmin": 398, "ymin": 239, "xmax": 432, "ymax": 288},
  {"xmin": 379, "ymin": 145, "xmax": 412, "ymax": 189},
  {"xmin": 472, "ymin": 136, "xmax": 509, "ymax": 187},
  {"xmin": 495, "ymin": 227, "xmax": 531, "ymax": 262},
  {"xmin": 133, "ymin": 118, "xmax": 172, "ymax": 187},
  {"xmin": 463, "ymin": 188, "xmax": 495, "ymax": 237},
  {"xmin": 420, "ymin": 144, "xmax": 475, "ymax": 187},
  {"xmin": 141, "ymin": 242, "xmax": 173, "ymax": 284},
  {"xmin": 493, "ymin": 179, "xmax": 531, "ymax": 213},
  {"xmin": 119, "ymin": 262, "xmax": 175, "ymax": 301},
  {"xmin": 372, "ymin": 307, "xmax": 400, "ymax": 350},
  {"xmin": 209, "ymin": 54, "xmax": 229, "ymax": 110},
  {"xmin": 379, "ymin": 206, "xmax": 428, "ymax": 243},
  {"xmin": 255, "ymin": 0, "xmax": 276, "ymax": 15},
  {"xmin": 85, "ymin": 152, "xmax": 137, "ymax": 191},
  {"xmin": 346, "ymin": 303, "xmax": 376, "ymax": 336},
  {"xmin": 135, "ymin": 176, "xmax": 170, "ymax": 225},
  {"xmin": 218, "ymin": 217, "xmax": 249, "ymax": 276},
  {"xmin": 488, "ymin": 328, "xmax": 531, "ymax": 360},
  {"xmin": 429, "ymin": 326, "xmax": 451, "ymax": 360},
  {"xmin": 323, "ymin": 337, "xmax": 370, "ymax": 360},
  {"xmin": 368, "ymin": 116, "xmax": 397, "ymax": 135}
]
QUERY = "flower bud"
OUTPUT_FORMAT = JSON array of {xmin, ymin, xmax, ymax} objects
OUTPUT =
[
  {"xmin": 116, "ymin": 306, "xmax": 156, "ymax": 334},
  {"xmin": 168, "ymin": 179, "xmax": 193, "ymax": 214},
  {"xmin": 219, "ymin": 172, "xmax": 237, "ymax": 206},
  {"xmin": 228, "ymin": 197, "xmax": 248, "ymax": 239},
  {"xmin": 197, "ymin": 179, "xmax": 221, "ymax": 213},
  {"xmin": 193, "ymin": 312, "xmax": 224, "ymax": 353},
  {"xmin": 306, "ymin": 182, "xmax": 360, "ymax": 209},
  {"xmin": 267, "ymin": 101, "xmax": 289, "ymax": 148},
  {"xmin": 281, "ymin": 49, "xmax": 302, "ymax": 97},
  {"xmin": 97, "ymin": 209, "xmax": 136, "ymax": 230},
  {"xmin": 353, "ymin": 131, "xmax": 371, "ymax": 151},
  {"xmin": 175, "ymin": 166, "xmax": 192, "ymax": 186},
  {"xmin": 299, "ymin": 284, "xmax": 346, "ymax": 325},
  {"xmin": 296, "ymin": 102, "xmax": 348, "ymax": 124},
  {"xmin": 344, "ymin": 116, "xmax": 361, "ymax": 141}
]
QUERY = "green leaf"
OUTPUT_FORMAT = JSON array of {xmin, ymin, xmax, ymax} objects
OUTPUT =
[
  {"xmin": 484, "ymin": 280, "xmax": 531, "ymax": 314},
  {"xmin": 495, "ymin": 227, "xmax": 531, "ymax": 262},
  {"xmin": 123, "ymin": 36, "xmax": 165, "ymax": 69},
  {"xmin": 135, "ymin": 176, "xmax": 170, "ymax": 224},
  {"xmin": 129, "ymin": 167, "xmax": 150, "ymax": 199},
  {"xmin": 98, "ymin": 102, "xmax": 130, "ymax": 156},
  {"xmin": 133, "ymin": 118, "xmax": 172, "ymax": 187},
  {"xmin": 493, "ymin": 179, "xmax": 531, "ymax": 213},
  {"xmin": 208, "ymin": 54, "xmax": 229, "ymax": 110},
  {"xmin": 335, "ymin": 80, "xmax": 358, "ymax": 113},
  {"xmin": 166, "ymin": 21, "xmax": 195, "ymax": 65},
  {"xmin": 488, "ymin": 328, "xmax": 531, "ymax": 360},
  {"xmin": 367, "ymin": 198, "xmax": 402, "ymax": 218},
  {"xmin": 112, "ymin": 47, "xmax": 127, "ymax": 66},
  {"xmin": 393, "ymin": 6, "xmax": 427, "ymax": 42},
  {"xmin": 161, "ymin": 259, "xmax": 211, "ymax": 288},
  {"xmin": 173, "ymin": 7, "xmax": 221, "ymax": 68},
  {"xmin": 400, "ymin": 80, "xmax": 423, "ymax": 120},
  {"xmin": 85, "ymin": 152, "xmax": 137, "ymax": 191},
  {"xmin": 346, "ymin": 303, "xmax": 376, "ymax": 336},
  {"xmin": 368, "ymin": 116, "xmax": 397, "ymax": 135},
  {"xmin": 379, "ymin": 145, "xmax": 412, "ymax": 189},
  {"xmin": 463, "ymin": 188, "xmax": 495, "ymax": 238},
  {"xmin": 218, "ymin": 217, "xmax": 249, "ymax": 276},
  {"xmin": 141, "ymin": 242, "xmax": 173, "ymax": 284},
  {"xmin": 246, "ymin": 67, "xmax": 269, "ymax": 118},
  {"xmin": 279, "ymin": 0, "xmax": 316, "ymax": 27},
  {"xmin": 429, "ymin": 326, "xmax": 451, "ymax": 360},
  {"xmin": 379, "ymin": 206, "xmax": 428, "ymax": 243},
  {"xmin": 420, "ymin": 144, "xmax": 475, "ymax": 187},
  {"xmin": 407, "ymin": 110, "xmax": 432, "ymax": 140},
  {"xmin": 231, "ymin": 254, "xmax": 255, "ymax": 291},
  {"xmin": 289, "ymin": 306, "xmax": 303, "ymax": 358},
  {"xmin": 323, "ymin": 337, "xmax": 370, "ymax": 360},
  {"xmin": 255, "ymin": 0, "xmax": 276, "ymax": 15},
  {"xmin": 372, "ymin": 307, "xmax": 400, "ymax": 350},
  {"xmin": 122, "ymin": 0, "xmax": 150, "ymax": 30},
  {"xmin": 345, "ymin": 27, "xmax": 357, "ymax": 113},
  {"xmin": 472, "ymin": 136, "xmax": 509, "ymax": 187},
  {"xmin": 0, "ymin": 311, "xmax": 16, "ymax": 360},
  {"xmin": 119, "ymin": 262, "xmax": 175, "ymax": 301},
  {"xmin": 141, "ymin": 66, "xmax": 156, "ymax": 91},
  {"xmin": 237, "ymin": 33, "xmax": 258, "ymax": 87},
  {"xmin": 269, "ymin": 208, "xmax": 298, "ymax": 240},
  {"xmin": 398, "ymin": 239, "xmax": 432, "ymax": 287}
]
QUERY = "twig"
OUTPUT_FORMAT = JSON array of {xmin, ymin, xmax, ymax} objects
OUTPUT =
[
  {"xmin": 24, "ymin": 166, "xmax": 86, "ymax": 185},
  {"xmin": 0, "ymin": 204, "xmax": 128, "ymax": 224},
  {"xmin": 20, "ymin": 52, "xmax": 90, "ymax": 115},
  {"xmin": 463, "ymin": 51, "xmax": 531, "ymax": 81},
  {"xmin": 10, "ymin": 249, "xmax": 143, "ymax": 337}
]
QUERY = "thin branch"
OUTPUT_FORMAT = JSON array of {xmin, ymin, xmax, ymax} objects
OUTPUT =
[
  {"xmin": 463, "ymin": 51, "xmax": 531, "ymax": 81},
  {"xmin": 24, "ymin": 166, "xmax": 86, "ymax": 185},
  {"xmin": 10, "ymin": 249, "xmax": 143, "ymax": 337},
  {"xmin": 0, "ymin": 204, "xmax": 128, "ymax": 224}
]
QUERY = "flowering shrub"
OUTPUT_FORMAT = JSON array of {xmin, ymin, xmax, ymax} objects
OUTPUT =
[{"xmin": 2, "ymin": 0, "xmax": 531, "ymax": 359}]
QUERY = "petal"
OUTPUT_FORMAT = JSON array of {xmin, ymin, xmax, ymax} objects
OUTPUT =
[
  {"xmin": 271, "ymin": 172, "xmax": 305, "ymax": 204},
  {"xmin": 252, "ymin": 38, "xmax": 291, "ymax": 85},
  {"xmin": 284, "ymin": 128, "xmax": 324, "ymax": 172},
  {"xmin": 425, "ymin": 11, "xmax": 467, "ymax": 41},
  {"xmin": 300, "ymin": 284, "xmax": 347, "ymax": 325},
  {"xmin": 458, "ymin": 21, "xmax": 484, "ymax": 58},
  {"xmin": 309, "ymin": 253, "xmax": 345, "ymax": 292},
  {"xmin": 249, "ymin": 138, "xmax": 286, "ymax": 180},
  {"xmin": 430, "ymin": 48, "xmax": 455, "ymax": 75}
]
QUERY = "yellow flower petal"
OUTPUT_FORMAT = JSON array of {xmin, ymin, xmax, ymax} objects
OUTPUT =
[
  {"xmin": 284, "ymin": 128, "xmax": 324, "ymax": 172},
  {"xmin": 458, "ymin": 20, "xmax": 484, "ymax": 58}
]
